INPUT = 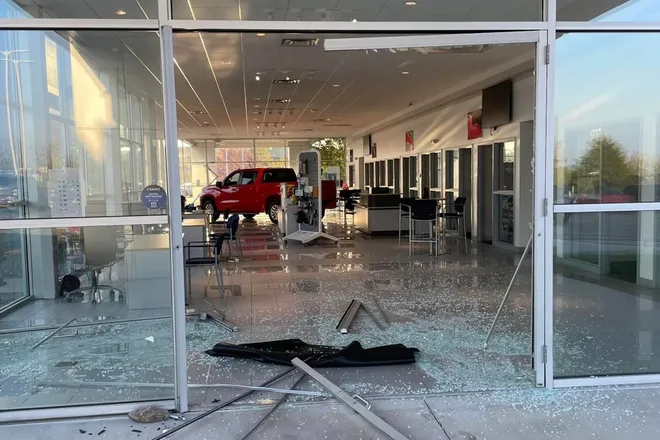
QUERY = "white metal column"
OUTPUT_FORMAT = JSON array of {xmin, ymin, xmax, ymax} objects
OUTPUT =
[{"xmin": 159, "ymin": 23, "xmax": 188, "ymax": 412}]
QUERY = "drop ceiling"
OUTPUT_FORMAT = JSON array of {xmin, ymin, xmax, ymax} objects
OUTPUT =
[{"xmin": 19, "ymin": 0, "xmax": 628, "ymax": 140}]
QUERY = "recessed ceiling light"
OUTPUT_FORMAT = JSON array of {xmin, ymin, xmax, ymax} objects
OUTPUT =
[
  {"xmin": 255, "ymin": 74, "xmax": 260, "ymax": 81},
  {"xmin": 401, "ymin": 71, "xmax": 410, "ymax": 75},
  {"xmin": 256, "ymin": 33, "xmax": 266, "ymax": 37},
  {"xmin": 114, "ymin": 9, "xmax": 127, "ymax": 15},
  {"xmin": 332, "ymin": 84, "xmax": 340, "ymax": 87},
  {"xmin": 253, "ymin": 97, "xmax": 261, "ymax": 100},
  {"xmin": 220, "ymin": 61, "xmax": 232, "ymax": 65},
  {"xmin": 352, "ymin": 18, "xmax": 358, "ymax": 22},
  {"xmin": 404, "ymin": 1, "xmax": 417, "ymax": 6},
  {"xmin": 253, "ymin": 105, "xmax": 260, "ymax": 108}
]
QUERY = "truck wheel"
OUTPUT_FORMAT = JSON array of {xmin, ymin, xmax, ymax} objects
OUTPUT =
[
  {"xmin": 204, "ymin": 201, "xmax": 219, "ymax": 222},
  {"xmin": 267, "ymin": 201, "xmax": 280, "ymax": 224}
]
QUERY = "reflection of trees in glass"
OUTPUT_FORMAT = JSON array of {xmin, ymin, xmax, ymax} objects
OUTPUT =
[
  {"xmin": 556, "ymin": 134, "xmax": 654, "ymax": 197},
  {"xmin": 311, "ymin": 138, "xmax": 346, "ymax": 180}
]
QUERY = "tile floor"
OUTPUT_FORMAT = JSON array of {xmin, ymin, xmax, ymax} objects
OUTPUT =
[{"xmin": 2, "ymin": 210, "xmax": 534, "ymax": 411}]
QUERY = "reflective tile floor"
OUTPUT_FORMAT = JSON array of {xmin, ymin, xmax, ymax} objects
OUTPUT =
[{"xmin": 0, "ymin": 211, "xmax": 535, "ymax": 411}]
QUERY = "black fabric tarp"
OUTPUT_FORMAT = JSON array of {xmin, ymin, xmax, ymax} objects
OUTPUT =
[{"xmin": 205, "ymin": 339, "xmax": 419, "ymax": 367}]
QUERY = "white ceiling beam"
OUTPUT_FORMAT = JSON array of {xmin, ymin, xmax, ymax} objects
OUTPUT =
[
  {"xmin": 0, "ymin": 18, "xmax": 158, "ymax": 29},
  {"xmin": 324, "ymin": 31, "xmax": 540, "ymax": 52},
  {"xmin": 166, "ymin": 19, "xmax": 548, "ymax": 32}
]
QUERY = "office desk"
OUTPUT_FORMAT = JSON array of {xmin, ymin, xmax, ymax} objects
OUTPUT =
[
  {"xmin": 125, "ymin": 234, "xmax": 172, "ymax": 310},
  {"xmin": 183, "ymin": 218, "xmax": 207, "ymax": 259}
]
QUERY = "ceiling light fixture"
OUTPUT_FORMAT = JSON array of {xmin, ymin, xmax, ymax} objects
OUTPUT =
[
  {"xmin": 401, "ymin": 71, "xmax": 410, "ymax": 75},
  {"xmin": 254, "ymin": 104, "xmax": 260, "ymax": 108},
  {"xmin": 352, "ymin": 18, "xmax": 358, "ymax": 22},
  {"xmin": 220, "ymin": 61, "xmax": 232, "ymax": 65},
  {"xmin": 115, "ymin": 9, "xmax": 127, "ymax": 15},
  {"xmin": 285, "ymin": 76, "xmax": 290, "ymax": 80},
  {"xmin": 332, "ymin": 84, "xmax": 340, "ymax": 87},
  {"xmin": 404, "ymin": 1, "xmax": 417, "ymax": 6},
  {"xmin": 255, "ymin": 74, "xmax": 260, "ymax": 81},
  {"xmin": 256, "ymin": 33, "xmax": 266, "ymax": 37}
]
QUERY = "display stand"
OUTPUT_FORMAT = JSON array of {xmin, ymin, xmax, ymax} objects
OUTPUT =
[{"xmin": 284, "ymin": 150, "xmax": 338, "ymax": 245}]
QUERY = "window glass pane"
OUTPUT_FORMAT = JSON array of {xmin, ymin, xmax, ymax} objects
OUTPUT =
[
  {"xmin": 0, "ymin": 0, "xmax": 158, "ymax": 19},
  {"xmin": 558, "ymin": 0, "xmax": 659, "ymax": 22},
  {"xmin": 240, "ymin": 170, "xmax": 257, "ymax": 185},
  {"xmin": 496, "ymin": 141, "xmax": 515, "ymax": 191},
  {"xmin": 555, "ymin": 33, "xmax": 660, "ymax": 205},
  {"xmin": 0, "ymin": 225, "xmax": 173, "ymax": 410},
  {"xmin": 554, "ymin": 211, "xmax": 660, "ymax": 378},
  {"xmin": 0, "ymin": 30, "xmax": 165, "ymax": 218},
  {"xmin": 171, "ymin": 0, "xmax": 541, "ymax": 21}
]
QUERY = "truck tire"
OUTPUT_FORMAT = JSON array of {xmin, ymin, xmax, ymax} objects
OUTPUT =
[
  {"xmin": 267, "ymin": 200, "xmax": 279, "ymax": 224},
  {"xmin": 203, "ymin": 200, "xmax": 219, "ymax": 222}
]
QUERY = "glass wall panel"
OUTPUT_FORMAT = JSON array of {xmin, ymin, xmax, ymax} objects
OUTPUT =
[
  {"xmin": 555, "ymin": 33, "xmax": 660, "ymax": 205},
  {"xmin": 0, "ymin": 29, "xmax": 166, "ymax": 218},
  {"xmin": 0, "ymin": 0, "xmax": 158, "ymax": 19},
  {"xmin": 554, "ymin": 211, "xmax": 660, "ymax": 378},
  {"xmin": 558, "ymin": 0, "xmax": 659, "ymax": 22},
  {"xmin": 171, "ymin": 0, "xmax": 541, "ymax": 21},
  {"xmin": 0, "ymin": 224, "xmax": 173, "ymax": 410}
]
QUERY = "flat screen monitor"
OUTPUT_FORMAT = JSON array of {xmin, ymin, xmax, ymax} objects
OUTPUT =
[{"xmin": 482, "ymin": 80, "xmax": 512, "ymax": 128}]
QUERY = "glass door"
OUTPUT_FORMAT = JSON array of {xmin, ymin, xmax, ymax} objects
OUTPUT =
[{"xmin": 325, "ymin": 31, "xmax": 550, "ymax": 387}]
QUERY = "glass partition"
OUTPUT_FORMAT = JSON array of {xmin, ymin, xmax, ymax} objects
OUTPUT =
[
  {"xmin": 0, "ymin": 29, "xmax": 166, "ymax": 219},
  {"xmin": 170, "ymin": 0, "xmax": 542, "ymax": 21},
  {"xmin": 0, "ymin": 224, "xmax": 174, "ymax": 410},
  {"xmin": 558, "ymin": 0, "xmax": 659, "ymax": 22},
  {"xmin": 554, "ymin": 211, "xmax": 660, "ymax": 377},
  {"xmin": 0, "ymin": 0, "xmax": 158, "ymax": 19},
  {"xmin": 555, "ymin": 32, "xmax": 660, "ymax": 205}
]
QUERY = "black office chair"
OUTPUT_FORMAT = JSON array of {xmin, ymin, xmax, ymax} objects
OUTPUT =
[
  {"xmin": 398, "ymin": 197, "xmax": 417, "ymax": 248},
  {"xmin": 438, "ymin": 196, "xmax": 468, "ymax": 252},
  {"xmin": 64, "ymin": 226, "xmax": 123, "ymax": 304},
  {"xmin": 408, "ymin": 199, "xmax": 439, "ymax": 256}
]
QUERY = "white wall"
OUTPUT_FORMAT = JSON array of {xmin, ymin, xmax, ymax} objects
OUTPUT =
[
  {"xmin": 348, "ymin": 74, "xmax": 535, "ymax": 249},
  {"xmin": 353, "ymin": 75, "xmax": 534, "ymax": 161}
]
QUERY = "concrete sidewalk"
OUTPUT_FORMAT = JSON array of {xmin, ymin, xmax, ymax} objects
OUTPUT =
[{"xmin": 1, "ymin": 386, "xmax": 659, "ymax": 439}]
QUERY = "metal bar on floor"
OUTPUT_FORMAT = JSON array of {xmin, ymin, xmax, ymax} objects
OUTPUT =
[
  {"xmin": 0, "ymin": 315, "xmax": 193, "ymax": 336},
  {"xmin": 36, "ymin": 380, "xmax": 324, "ymax": 397},
  {"xmin": 483, "ymin": 234, "xmax": 533, "ymax": 349},
  {"xmin": 240, "ymin": 373, "xmax": 308, "ymax": 440},
  {"xmin": 371, "ymin": 296, "xmax": 390, "ymax": 326},
  {"xmin": 361, "ymin": 303, "xmax": 387, "ymax": 331},
  {"xmin": 291, "ymin": 358, "xmax": 408, "ymax": 440},
  {"xmin": 199, "ymin": 311, "xmax": 238, "ymax": 332},
  {"xmin": 151, "ymin": 367, "xmax": 297, "ymax": 440},
  {"xmin": 30, "ymin": 318, "xmax": 76, "ymax": 350},
  {"xmin": 336, "ymin": 299, "xmax": 361, "ymax": 333}
]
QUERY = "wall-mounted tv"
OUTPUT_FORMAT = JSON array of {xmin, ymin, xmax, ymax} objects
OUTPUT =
[{"xmin": 481, "ymin": 80, "xmax": 512, "ymax": 129}]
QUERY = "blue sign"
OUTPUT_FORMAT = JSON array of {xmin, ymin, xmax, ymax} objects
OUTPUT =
[{"xmin": 141, "ymin": 185, "xmax": 167, "ymax": 209}]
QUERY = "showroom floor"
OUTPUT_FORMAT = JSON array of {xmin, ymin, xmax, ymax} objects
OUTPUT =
[{"xmin": 0, "ymin": 210, "xmax": 535, "ymax": 411}]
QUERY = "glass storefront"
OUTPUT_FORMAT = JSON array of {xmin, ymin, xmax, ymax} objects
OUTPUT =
[{"xmin": 0, "ymin": 0, "xmax": 656, "ymax": 420}]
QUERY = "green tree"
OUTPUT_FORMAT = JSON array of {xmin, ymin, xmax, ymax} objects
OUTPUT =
[
  {"xmin": 310, "ymin": 138, "xmax": 346, "ymax": 180},
  {"xmin": 573, "ymin": 134, "xmax": 636, "ymax": 194}
]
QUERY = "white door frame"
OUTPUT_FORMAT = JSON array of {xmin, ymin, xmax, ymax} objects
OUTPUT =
[{"xmin": 317, "ymin": 30, "xmax": 550, "ymax": 387}]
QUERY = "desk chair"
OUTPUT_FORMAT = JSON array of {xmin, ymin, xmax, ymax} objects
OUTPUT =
[
  {"xmin": 408, "ymin": 199, "xmax": 439, "ymax": 256},
  {"xmin": 438, "ymin": 196, "xmax": 468, "ymax": 253},
  {"xmin": 64, "ymin": 226, "xmax": 123, "ymax": 304},
  {"xmin": 398, "ymin": 197, "xmax": 416, "ymax": 248}
]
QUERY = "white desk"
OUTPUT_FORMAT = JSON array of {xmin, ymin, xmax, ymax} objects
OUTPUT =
[
  {"xmin": 124, "ymin": 234, "xmax": 172, "ymax": 310},
  {"xmin": 183, "ymin": 218, "xmax": 207, "ymax": 259}
]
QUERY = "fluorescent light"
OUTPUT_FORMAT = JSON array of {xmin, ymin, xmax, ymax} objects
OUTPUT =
[
  {"xmin": 332, "ymin": 84, "xmax": 340, "ymax": 87},
  {"xmin": 114, "ymin": 9, "xmax": 127, "ymax": 15},
  {"xmin": 255, "ymin": 74, "xmax": 260, "ymax": 81},
  {"xmin": 401, "ymin": 71, "xmax": 410, "ymax": 75},
  {"xmin": 256, "ymin": 33, "xmax": 266, "ymax": 37},
  {"xmin": 404, "ymin": 1, "xmax": 417, "ymax": 6}
]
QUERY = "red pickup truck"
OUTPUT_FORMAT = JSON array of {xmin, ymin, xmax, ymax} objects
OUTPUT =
[{"xmin": 200, "ymin": 167, "xmax": 338, "ymax": 224}]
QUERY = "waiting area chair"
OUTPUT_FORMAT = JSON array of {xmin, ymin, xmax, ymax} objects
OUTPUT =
[
  {"xmin": 398, "ymin": 197, "xmax": 417, "ymax": 248},
  {"xmin": 438, "ymin": 196, "xmax": 468, "ymax": 253},
  {"xmin": 407, "ymin": 199, "xmax": 439, "ymax": 256}
]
